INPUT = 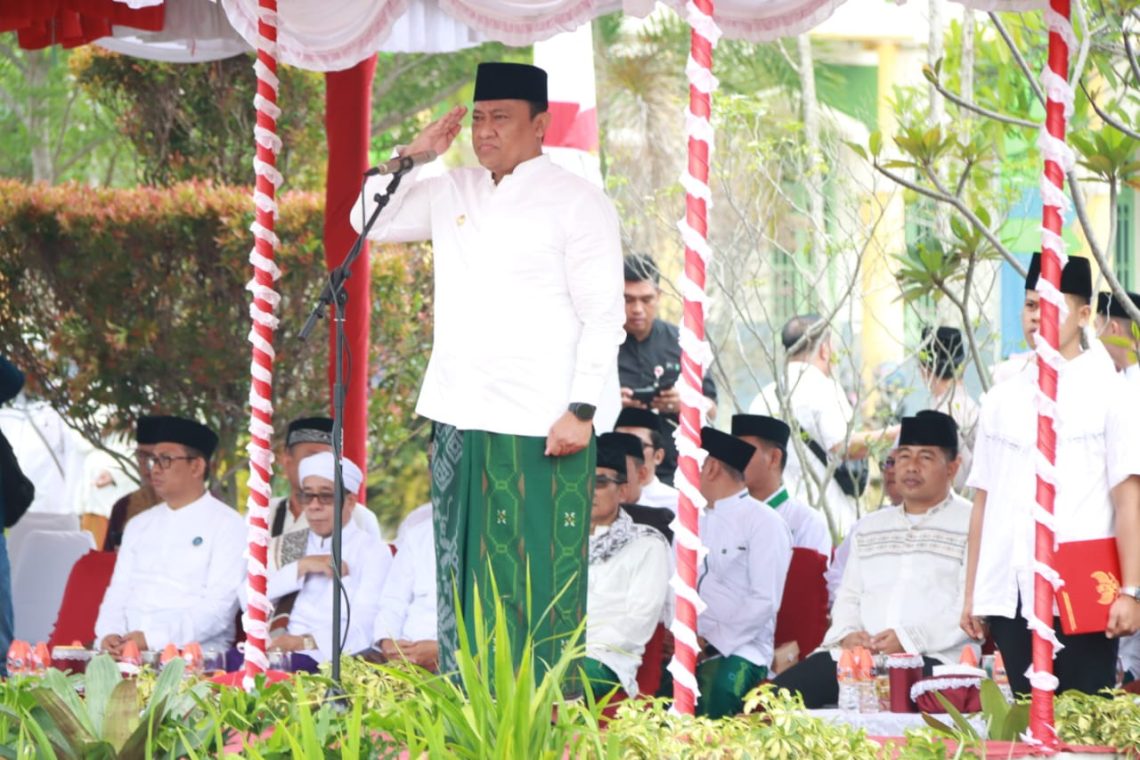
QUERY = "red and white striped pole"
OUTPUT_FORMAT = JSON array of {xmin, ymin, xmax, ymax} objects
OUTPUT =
[
  {"xmin": 667, "ymin": 0, "xmax": 719, "ymax": 716},
  {"xmin": 1030, "ymin": 0, "xmax": 1075, "ymax": 747},
  {"xmin": 242, "ymin": 0, "xmax": 282, "ymax": 689}
]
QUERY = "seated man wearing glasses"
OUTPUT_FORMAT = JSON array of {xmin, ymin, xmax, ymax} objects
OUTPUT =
[
  {"xmin": 96, "ymin": 416, "xmax": 247, "ymax": 654},
  {"xmin": 581, "ymin": 442, "xmax": 671, "ymax": 700},
  {"xmin": 265, "ymin": 453, "xmax": 392, "ymax": 664}
]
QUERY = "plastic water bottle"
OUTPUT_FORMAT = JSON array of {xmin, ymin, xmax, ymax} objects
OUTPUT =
[
  {"xmin": 993, "ymin": 651, "xmax": 1013, "ymax": 702},
  {"xmin": 857, "ymin": 648, "xmax": 880, "ymax": 713},
  {"xmin": 5, "ymin": 641, "xmax": 30, "ymax": 676},
  {"xmin": 837, "ymin": 648, "xmax": 859, "ymax": 711}
]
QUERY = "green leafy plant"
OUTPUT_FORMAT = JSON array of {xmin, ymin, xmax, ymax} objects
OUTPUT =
[
  {"xmin": 0, "ymin": 656, "xmax": 213, "ymax": 759},
  {"xmin": 366, "ymin": 585, "xmax": 607, "ymax": 759}
]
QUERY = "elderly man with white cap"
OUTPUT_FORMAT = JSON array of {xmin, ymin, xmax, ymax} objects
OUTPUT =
[{"xmin": 265, "ymin": 452, "xmax": 392, "ymax": 664}]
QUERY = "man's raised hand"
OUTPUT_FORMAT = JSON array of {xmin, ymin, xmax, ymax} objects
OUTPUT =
[{"xmin": 405, "ymin": 105, "xmax": 467, "ymax": 158}]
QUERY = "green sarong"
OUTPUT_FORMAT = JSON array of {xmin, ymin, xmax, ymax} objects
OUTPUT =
[
  {"xmin": 431, "ymin": 423, "xmax": 593, "ymax": 681},
  {"xmin": 696, "ymin": 655, "xmax": 768, "ymax": 719}
]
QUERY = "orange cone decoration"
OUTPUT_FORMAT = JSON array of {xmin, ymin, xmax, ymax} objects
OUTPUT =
[{"xmin": 959, "ymin": 645, "xmax": 979, "ymax": 668}]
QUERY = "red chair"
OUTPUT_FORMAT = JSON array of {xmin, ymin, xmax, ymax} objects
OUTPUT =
[
  {"xmin": 48, "ymin": 550, "xmax": 117, "ymax": 648},
  {"xmin": 635, "ymin": 623, "xmax": 667, "ymax": 697},
  {"xmin": 773, "ymin": 547, "xmax": 829, "ymax": 661}
]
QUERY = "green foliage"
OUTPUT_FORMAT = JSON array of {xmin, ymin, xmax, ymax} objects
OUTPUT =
[
  {"xmin": 0, "ymin": 180, "xmax": 433, "ymax": 516},
  {"xmin": 0, "ymin": 45, "xmax": 132, "ymax": 185},
  {"xmin": 71, "ymin": 48, "xmax": 328, "ymax": 190},
  {"xmin": 367, "ymin": 586, "xmax": 607, "ymax": 759},
  {"xmin": 1054, "ymin": 688, "xmax": 1140, "ymax": 751},
  {"xmin": 3, "ymin": 656, "xmax": 214, "ymax": 759}
]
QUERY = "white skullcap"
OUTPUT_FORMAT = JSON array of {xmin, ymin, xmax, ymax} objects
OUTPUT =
[{"xmin": 298, "ymin": 451, "xmax": 363, "ymax": 494}]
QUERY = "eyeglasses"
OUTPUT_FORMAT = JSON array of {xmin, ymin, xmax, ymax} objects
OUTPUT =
[
  {"xmin": 880, "ymin": 457, "xmax": 896, "ymax": 470},
  {"xmin": 140, "ymin": 454, "xmax": 197, "ymax": 471},
  {"xmin": 300, "ymin": 490, "xmax": 338, "ymax": 506},
  {"xmin": 596, "ymin": 476, "xmax": 626, "ymax": 488}
]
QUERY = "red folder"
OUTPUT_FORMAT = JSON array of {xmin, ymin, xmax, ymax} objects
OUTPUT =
[{"xmin": 1054, "ymin": 537, "xmax": 1122, "ymax": 635}]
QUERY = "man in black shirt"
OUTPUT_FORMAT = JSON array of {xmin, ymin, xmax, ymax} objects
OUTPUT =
[{"xmin": 618, "ymin": 254, "xmax": 717, "ymax": 484}]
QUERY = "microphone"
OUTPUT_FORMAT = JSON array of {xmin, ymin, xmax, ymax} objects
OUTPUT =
[{"xmin": 364, "ymin": 150, "xmax": 437, "ymax": 177}]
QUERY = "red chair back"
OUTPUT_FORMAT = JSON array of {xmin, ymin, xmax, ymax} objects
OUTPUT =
[
  {"xmin": 773, "ymin": 547, "xmax": 829, "ymax": 661},
  {"xmin": 48, "ymin": 550, "xmax": 117, "ymax": 648},
  {"xmin": 635, "ymin": 623, "xmax": 667, "ymax": 697}
]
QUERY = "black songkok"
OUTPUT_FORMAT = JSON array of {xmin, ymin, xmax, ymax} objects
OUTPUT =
[{"xmin": 473, "ymin": 62, "xmax": 548, "ymax": 108}]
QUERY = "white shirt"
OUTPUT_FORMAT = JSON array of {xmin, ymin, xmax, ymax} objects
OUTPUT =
[
  {"xmin": 751, "ymin": 362, "xmax": 859, "ymax": 534},
  {"xmin": 586, "ymin": 527, "xmax": 670, "ymax": 696},
  {"xmin": 94, "ymin": 493, "xmax": 247, "ymax": 651},
  {"xmin": 267, "ymin": 520, "xmax": 393, "ymax": 662},
  {"xmin": 825, "ymin": 513, "xmax": 870, "ymax": 607},
  {"xmin": 762, "ymin": 486, "xmax": 832, "ymax": 558},
  {"xmin": 639, "ymin": 477, "xmax": 679, "ymax": 513},
  {"xmin": 394, "ymin": 502, "xmax": 432, "ymax": 545},
  {"xmin": 989, "ymin": 350, "xmax": 1035, "ymax": 387},
  {"xmin": 270, "ymin": 495, "xmax": 382, "ymax": 540},
  {"xmin": 698, "ymin": 488, "xmax": 793, "ymax": 667},
  {"xmin": 929, "ymin": 382, "xmax": 980, "ymax": 493},
  {"xmin": 0, "ymin": 400, "xmax": 88, "ymax": 515},
  {"xmin": 373, "ymin": 518, "xmax": 437, "ymax": 643},
  {"xmin": 968, "ymin": 342, "xmax": 1140, "ymax": 618},
  {"xmin": 351, "ymin": 154, "xmax": 626, "ymax": 436},
  {"xmin": 823, "ymin": 493, "xmax": 973, "ymax": 663}
]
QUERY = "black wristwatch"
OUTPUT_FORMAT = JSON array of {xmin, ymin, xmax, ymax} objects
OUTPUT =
[{"xmin": 568, "ymin": 402, "xmax": 596, "ymax": 422}]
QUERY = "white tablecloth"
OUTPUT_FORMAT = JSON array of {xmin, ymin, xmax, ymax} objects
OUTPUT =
[{"xmin": 810, "ymin": 708, "xmax": 988, "ymax": 737}]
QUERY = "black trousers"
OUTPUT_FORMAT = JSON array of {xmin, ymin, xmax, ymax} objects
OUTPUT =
[
  {"xmin": 988, "ymin": 601, "xmax": 1118, "ymax": 697},
  {"xmin": 770, "ymin": 650, "xmax": 938, "ymax": 708}
]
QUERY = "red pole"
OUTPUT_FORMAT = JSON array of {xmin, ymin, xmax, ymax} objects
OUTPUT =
[
  {"xmin": 242, "ymin": 0, "xmax": 282, "ymax": 687},
  {"xmin": 1030, "ymin": 0, "xmax": 1072, "ymax": 748},
  {"xmin": 669, "ymin": 0, "xmax": 719, "ymax": 716},
  {"xmin": 324, "ymin": 57, "xmax": 378, "ymax": 495}
]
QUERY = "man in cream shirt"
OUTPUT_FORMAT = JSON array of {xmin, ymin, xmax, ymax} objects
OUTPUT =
[
  {"xmin": 96, "ymin": 416, "xmax": 246, "ymax": 654},
  {"xmin": 773, "ymin": 411, "xmax": 972, "ymax": 706}
]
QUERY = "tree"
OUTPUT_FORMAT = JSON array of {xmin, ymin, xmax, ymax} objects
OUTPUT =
[
  {"xmin": 0, "ymin": 43, "xmax": 130, "ymax": 185},
  {"xmin": 871, "ymin": 0, "xmax": 1140, "ymax": 376}
]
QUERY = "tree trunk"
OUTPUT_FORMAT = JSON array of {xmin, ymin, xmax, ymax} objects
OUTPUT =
[
  {"xmin": 798, "ymin": 34, "xmax": 825, "ymax": 273},
  {"xmin": 25, "ymin": 49, "xmax": 54, "ymax": 183}
]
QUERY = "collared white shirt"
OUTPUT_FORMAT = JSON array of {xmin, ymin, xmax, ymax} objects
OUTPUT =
[
  {"xmin": 989, "ymin": 350, "xmax": 1035, "ymax": 387},
  {"xmin": 639, "ymin": 477, "xmax": 679, "ymax": 513},
  {"xmin": 823, "ymin": 493, "xmax": 973, "ymax": 663},
  {"xmin": 393, "ymin": 502, "xmax": 432, "ymax": 545},
  {"xmin": 0, "ymin": 400, "xmax": 89, "ymax": 515},
  {"xmin": 761, "ymin": 485, "xmax": 832, "ymax": 558},
  {"xmin": 698, "ymin": 488, "xmax": 793, "ymax": 668},
  {"xmin": 267, "ymin": 520, "xmax": 393, "ymax": 662},
  {"xmin": 373, "ymin": 518, "xmax": 437, "ymax": 644},
  {"xmin": 94, "ymin": 493, "xmax": 247, "ymax": 651},
  {"xmin": 351, "ymin": 154, "xmax": 626, "ymax": 436},
  {"xmin": 586, "ymin": 527, "xmax": 670, "ymax": 696},
  {"xmin": 968, "ymin": 341, "xmax": 1140, "ymax": 618},
  {"xmin": 930, "ymin": 382, "xmax": 980, "ymax": 493},
  {"xmin": 751, "ymin": 361, "xmax": 859, "ymax": 534},
  {"xmin": 269, "ymin": 495, "xmax": 382, "ymax": 542}
]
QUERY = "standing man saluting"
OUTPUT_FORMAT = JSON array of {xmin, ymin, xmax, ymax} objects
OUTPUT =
[{"xmin": 351, "ymin": 63, "xmax": 625, "ymax": 678}]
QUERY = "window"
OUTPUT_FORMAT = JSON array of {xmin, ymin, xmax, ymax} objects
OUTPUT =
[{"xmin": 1114, "ymin": 189, "xmax": 1134, "ymax": 290}]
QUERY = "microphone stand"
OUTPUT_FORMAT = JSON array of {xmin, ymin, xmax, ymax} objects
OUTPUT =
[{"xmin": 299, "ymin": 167, "xmax": 409, "ymax": 689}]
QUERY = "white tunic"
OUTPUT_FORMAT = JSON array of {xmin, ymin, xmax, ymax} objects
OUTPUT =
[
  {"xmin": 639, "ymin": 477, "xmax": 679, "ymax": 513},
  {"xmin": 823, "ymin": 493, "xmax": 973, "ymax": 663},
  {"xmin": 94, "ymin": 493, "xmax": 246, "ymax": 651},
  {"xmin": 967, "ymin": 341, "xmax": 1140, "ymax": 618},
  {"xmin": 750, "ymin": 362, "xmax": 859, "ymax": 534},
  {"xmin": 372, "ymin": 518, "xmax": 438, "ymax": 643},
  {"xmin": 762, "ymin": 486, "xmax": 832, "ymax": 557},
  {"xmin": 267, "ymin": 521, "xmax": 393, "ymax": 662},
  {"xmin": 698, "ymin": 489, "xmax": 793, "ymax": 668},
  {"xmin": 269, "ymin": 495, "xmax": 381, "ymax": 541},
  {"xmin": 351, "ymin": 154, "xmax": 626, "ymax": 436},
  {"xmin": 930, "ymin": 382, "xmax": 980, "ymax": 493},
  {"xmin": 586, "ymin": 528, "xmax": 670, "ymax": 696}
]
